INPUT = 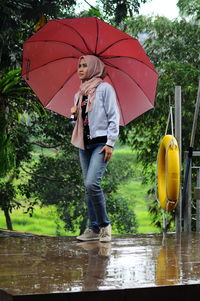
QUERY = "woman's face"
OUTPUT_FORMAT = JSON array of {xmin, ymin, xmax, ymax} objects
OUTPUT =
[{"xmin": 78, "ymin": 58, "xmax": 88, "ymax": 82}]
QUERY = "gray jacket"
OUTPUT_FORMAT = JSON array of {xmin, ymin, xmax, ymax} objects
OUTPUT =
[{"xmin": 77, "ymin": 82, "xmax": 120, "ymax": 147}]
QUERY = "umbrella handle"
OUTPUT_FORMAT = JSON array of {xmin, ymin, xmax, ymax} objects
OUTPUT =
[{"xmin": 70, "ymin": 114, "xmax": 77, "ymax": 121}]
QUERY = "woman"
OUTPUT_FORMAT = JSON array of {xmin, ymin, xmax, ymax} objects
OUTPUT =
[{"xmin": 71, "ymin": 55, "xmax": 120, "ymax": 242}]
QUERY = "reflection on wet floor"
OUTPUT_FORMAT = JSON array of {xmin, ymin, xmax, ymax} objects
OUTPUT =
[{"xmin": 0, "ymin": 232, "xmax": 200, "ymax": 296}]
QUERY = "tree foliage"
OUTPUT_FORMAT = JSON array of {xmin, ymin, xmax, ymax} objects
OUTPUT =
[
  {"xmin": 177, "ymin": 0, "xmax": 200, "ymax": 21},
  {"xmin": 98, "ymin": 0, "xmax": 148, "ymax": 24},
  {"xmin": 0, "ymin": 70, "xmax": 25, "ymax": 176},
  {"xmin": 123, "ymin": 15, "xmax": 200, "ymax": 176},
  {"xmin": 0, "ymin": 67, "xmax": 47, "ymax": 229}
]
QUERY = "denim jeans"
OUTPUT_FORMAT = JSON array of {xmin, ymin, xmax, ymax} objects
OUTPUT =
[{"xmin": 79, "ymin": 143, "xmax": 110, "ymax": 233}]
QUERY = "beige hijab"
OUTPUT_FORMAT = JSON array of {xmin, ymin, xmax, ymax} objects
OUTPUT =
[{"xmin": 71, "ymin": 55, "xmax": 106, "ymax": 149}]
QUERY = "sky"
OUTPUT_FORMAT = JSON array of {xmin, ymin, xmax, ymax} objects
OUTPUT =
[
  {"xmin": 139, "ymin": 0, "xmax": 179, "ymax": 19},
  {"xmin": 77, "ymin": 0, "xmax": 180, "ymax": 20}
]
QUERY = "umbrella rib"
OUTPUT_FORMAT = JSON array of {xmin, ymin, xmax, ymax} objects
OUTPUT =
[
  {"xmin": 21, "ymin": 56, "xmax": 79, "ymax": 76},
  {"xmin": 104, "ymin": 60, "xmax": 155, "ymax": 108},
  {"xmin": 52, "ymin": 19, "xmax": 93, "ymax": 54},
  {"xmin": 97, "ymin": 37, "xmax": 134, "ymax": 55},
  {"xmin": 95, "ymin": 17, "xmax": 99, "ymax": 55},
  {"xmin": 102, "ymin": 55, "xmax": 158, "ymax": 74},
  {"xmin": 45, "ymin": 69, "xmax": 78, "ymax": 108}
]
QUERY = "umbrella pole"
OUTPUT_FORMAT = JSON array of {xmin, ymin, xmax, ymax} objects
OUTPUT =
[{"xmin": 182, "ymin": 80, "xmax": 200, "ymax": 221}]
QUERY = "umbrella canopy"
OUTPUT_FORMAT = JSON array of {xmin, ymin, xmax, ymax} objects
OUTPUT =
[{"xmin": 22, "ymin": 17, "xmax": 158, "ymax": 126}]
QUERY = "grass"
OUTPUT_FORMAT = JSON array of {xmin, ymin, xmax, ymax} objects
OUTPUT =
[
  {"xmin": 0, "ymin": 205, "xmax": 76, "ymax": 236},
  {"xmin": 0, "ymin": 145, "xmax": 159, "ymax": 235},
  {"xmin": 117, "ymin": 180, "xmax": 159, "ymax": 233}
]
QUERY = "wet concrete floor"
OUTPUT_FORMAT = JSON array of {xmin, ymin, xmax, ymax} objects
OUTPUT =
[{"xmin": 1, "ymin": 231, "xmax": 200, "ymax": 300}]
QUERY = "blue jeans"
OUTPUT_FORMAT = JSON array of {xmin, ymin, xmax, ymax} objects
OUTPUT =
[{"xmin": 79, "ymin": 143, "xmax": 110, "ymax": 233}]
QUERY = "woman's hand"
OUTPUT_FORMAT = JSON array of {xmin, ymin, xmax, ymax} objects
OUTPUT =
[
  {"xmin": 70, "ymin": 106, "xmax": 78, "ymax": 120},
  {"xmin": 71, "ymin": 106, "xmax": 78, "ymax": 115},
  {"xmin": 99, "ymin": 145, "xmax": 113, "ymax": 162}
]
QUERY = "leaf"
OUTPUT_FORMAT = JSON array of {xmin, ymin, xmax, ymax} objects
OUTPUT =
[
  {"xmin": 17, "ymin": 97, "xmax": 42, "ymax": 116},
  {"xmin": 0, "ymin": 69, "xmax": 21, "ymax": 89},
  {"xmin": 2, "ymin": 78, "xmax": 20, "ymax": 93},
  {"xmin": 5, "ymin": 87, "xmax": 30, "ymax": 94}
]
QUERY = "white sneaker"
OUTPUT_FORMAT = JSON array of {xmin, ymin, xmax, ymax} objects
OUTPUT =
[
  {"xmin": 98, "ymin": 242, "xmax": 112, "ymax": 257},
  {"xmin": 99, "ymin": 224, "xmax": 112, "ymax": 242},
  {"xmin": 76, "ymin": 228, "xmax": 99, "ymax": 241}
]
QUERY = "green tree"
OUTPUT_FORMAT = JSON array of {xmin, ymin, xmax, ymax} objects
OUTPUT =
[
  {"xmin": 0, "ymin": 69, "xmax": 45, "ymax": 229},
  {"xmin": 97, "ymin": 0, "xmax": 148, "ymax": 24},
  {"xmin": 177, "ymin": 0, "xmax": 200, "ymax": 21},
  {"xmin": 0, "ymin": 69, "xmax": 44, "ymax": 174}
]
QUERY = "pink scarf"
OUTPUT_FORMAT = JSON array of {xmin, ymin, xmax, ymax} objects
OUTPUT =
[{"xmin": 71, "ymin": 55, "xmax": 106, "ymax": 149}]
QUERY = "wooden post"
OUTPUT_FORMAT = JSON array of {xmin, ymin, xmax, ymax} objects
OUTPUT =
[
  {"xmin": 175, "ymin": 86, "xmax": 182, "ymax": 232},
  {"xmin": 183, "ymin": 151, "xmax": 192, "ymax": 232}
]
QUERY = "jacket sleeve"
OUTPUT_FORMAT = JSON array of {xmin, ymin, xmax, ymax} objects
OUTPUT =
[{"xmin": 103, "ymin": 83, "xmax": 120, "ymax": 147}]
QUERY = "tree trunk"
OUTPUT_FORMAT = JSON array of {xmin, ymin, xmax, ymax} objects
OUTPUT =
[{"xmin": 4, "ymin": 208, "xmax": 13, "ymax": 230}]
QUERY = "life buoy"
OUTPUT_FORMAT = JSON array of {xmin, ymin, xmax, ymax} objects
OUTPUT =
[{"xmin": 157, "ymin": 135, "xmax": 180, "ymax": 211}]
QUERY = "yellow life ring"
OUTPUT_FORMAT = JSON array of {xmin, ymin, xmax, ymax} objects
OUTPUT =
[{"xmin": 157, "ymin": 135, "xmax": 180, "ymax": 211}]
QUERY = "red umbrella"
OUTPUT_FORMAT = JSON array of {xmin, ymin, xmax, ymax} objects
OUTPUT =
[{"xmin": 22, "ymin": 17, "xmax": 158, "ymax": 126}]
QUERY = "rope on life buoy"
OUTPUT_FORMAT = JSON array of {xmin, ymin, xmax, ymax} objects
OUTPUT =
[{"xmin": 157, "ymin": 135, "xmax": 180, "ymax": 211}]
